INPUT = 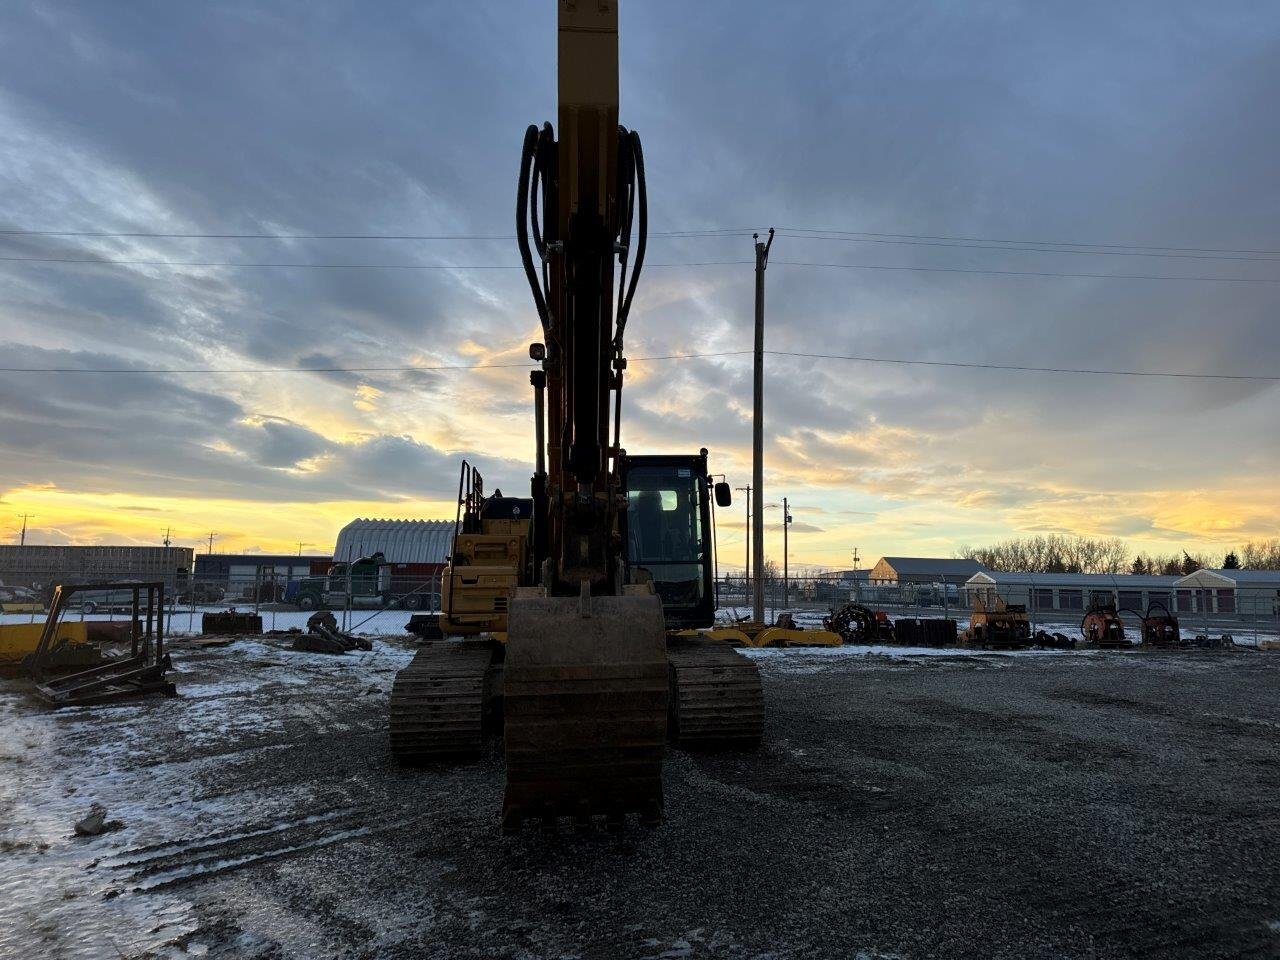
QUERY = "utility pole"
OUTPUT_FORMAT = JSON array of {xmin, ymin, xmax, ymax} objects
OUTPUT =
[
  {"xmin": 851, "ymin": 546, "xmax": 861, "ymax": 601},
  {"xmin": 783, "ymin": 497, "xmax": 792, "ymax": 609},
  {"xmin": 206, "ymin": 532, "xmax": 217, "ymax": 555},
  {"xmin": 735, "ymin": 484, "xmax": 751, "ymax": 601},
  {"xmin": 18, "ymin": 513, "xmax": 34, "ymax": 546},
  {"xmin": 751, "ymin": 228, "xmax": 774, "ymax": 625},
  {"xmin": 163, "ymin": 527, "xmax": 172, "ymax": 548}
]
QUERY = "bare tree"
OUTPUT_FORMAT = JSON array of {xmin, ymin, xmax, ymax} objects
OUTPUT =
[
  {"xmin": 962, "ymin": 535, "xmax": 1127, "ymax": 574},
  {"xmin": 1241, "ymin": 539, "xmax": 1280, "ymax": 570}
]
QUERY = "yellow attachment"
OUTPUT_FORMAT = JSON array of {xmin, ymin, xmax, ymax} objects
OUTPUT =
[
  {"xmin": 752, "ymin": 627, "xmax": 843, "ymax": 648},
  {"xmin": 678, "ymin": 625, "xmax": 843, "ymax": 648},
  {"xmin": 688, "ymin": 627, "xmax": 752, "ymax": 647},
  {"xmin": 0, "ymin": 601, "xmax": 44, "ymax": 614},
  {"xmin": 0, "ymin": 621, "xmax": 89, "ymax": 666}
]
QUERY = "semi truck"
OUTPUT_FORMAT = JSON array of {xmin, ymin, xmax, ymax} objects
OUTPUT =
[{"xmin": 286, "ymin": 553, "xmax": 441, "ymax": 611}]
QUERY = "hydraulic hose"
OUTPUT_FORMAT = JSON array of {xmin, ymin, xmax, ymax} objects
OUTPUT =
[
  {"xmin": 516, "ymin": 124, "xmax": 550, "ymax": 332},
  {"xmin": 615, "ymin": 129, "xmax": 647, "ymax": 346}
]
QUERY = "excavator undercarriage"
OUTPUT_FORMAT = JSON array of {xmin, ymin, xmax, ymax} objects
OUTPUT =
[
  {"xmin": 390, "ymin": 456, "xmax": 764, "ymax": 830},
  {"xmin": 392, "ymin": 621, "xmax": 763, "ymax": 831}
]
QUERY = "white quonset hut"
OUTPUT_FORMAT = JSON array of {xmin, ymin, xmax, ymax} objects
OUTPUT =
[
  {"xmin": 1174, "ymin": 569, "xmax": 1280, "ymax": 617},
  {"xmin": 332, "ymin": 519, "xmax": 455, "ymax": 564},
  {"xmin": 964, "ymin": 571, "xmax": 1182, "ymax": 615}
]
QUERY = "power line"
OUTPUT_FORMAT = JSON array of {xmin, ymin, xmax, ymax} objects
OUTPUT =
[
  {"xmin": 766, "ymin": 350, "xmax": 1280, "ymax": 381},
  {"xmin": 769, "ymin": 260, "xmax": 1280, "ymax": 284},
  {"xmin": 0, "ymin": 227, "xmax": 758, "ymax": 241},
  {"xmin": 0, "ymin": 253, "xmax": 1274, "ymax": 283},
  {"xmin": 0, "ymin": 351, "xmax": 752, "ymax": 375},
  {"xmin": 4, "ymin": 222, "xmax": 1275, "ymax": 256},
  {"xmin": 0, "ymin": 349, "xmax": 1272, "ymax": 381},
  {"xmin": 774, "ymin": 231, "xmax": 1280, "ymax": 263},
  {"xmin": 0, "ymin": 255, "xmax": 753, "ymax": 270},
  {"xmin": 778, "ymin": 226, "xmax": 1280, "ymax": 257}
]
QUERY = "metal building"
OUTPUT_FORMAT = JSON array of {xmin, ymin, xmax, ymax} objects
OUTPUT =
[
  {"xmin": 868, "ymin": 557, "xmax": 988, "ymax": 586},
  {"xmin": 332, "ymin": 519, "xmax": 455, "ymax": 565},
  {"xmin": 194, "ymin": 553, "xmax": 332, "ymax": 599}
]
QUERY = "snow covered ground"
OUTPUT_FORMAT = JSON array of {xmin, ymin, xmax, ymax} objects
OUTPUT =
[
  {"xmin": 0, "ymin": 606, "xmax": 422, "ymax": 637},
  {"xmin": 2, "ymin": 634, "xmax": 1278, "ymax": 957},
  {"xmin": 0, "ymin": 637, "xmax": 417, "ymax": 959}
]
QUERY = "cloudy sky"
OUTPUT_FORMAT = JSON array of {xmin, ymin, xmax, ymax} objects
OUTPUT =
[{"xmin": 1, "ymin": 1, "xmax": 1277, "ymax": 569}]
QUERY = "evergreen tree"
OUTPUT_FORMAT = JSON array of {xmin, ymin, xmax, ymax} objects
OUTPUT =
[
  {"xmin": 1181, "ymin": 551, "xmax": 1199, "ymax": 575},
  {"xmin": 1223, "ymin": 550, "xmax": 1240, "ymax": 570}
]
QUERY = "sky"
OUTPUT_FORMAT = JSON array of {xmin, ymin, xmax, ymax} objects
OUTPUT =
[{"xmin": 1, "ymin": 1, "xmax": 1277, "ymax": 571}]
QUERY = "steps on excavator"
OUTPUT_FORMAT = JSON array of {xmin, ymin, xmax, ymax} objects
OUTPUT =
[
  {"xmin": 667, "ymin": 637, "xmax": 764, "ymax": 749},
  {"xmin": 389, "ymin": 640, "xmax": 497, "ymax": 764}
]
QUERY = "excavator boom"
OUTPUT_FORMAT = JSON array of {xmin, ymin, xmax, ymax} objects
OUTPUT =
[
  {"xmin": 502, "ymin": 0, "xmax": 668, "ymax": 829},
  {"xmin": 390, "ymin": 1, "xmax": 762, "ymax": 832}
]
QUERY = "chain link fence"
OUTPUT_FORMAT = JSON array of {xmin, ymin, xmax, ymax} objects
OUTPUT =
[
  {"xmin": 715, "ymin": 571, "xmax": 1280, "ymax": 644},
  {"xmin": 4, "ymin": 565, "xmax": 1278, "ymax": 644},
  {"xmin": 0, "ymin": 567, "xmax": 446, "ymax": 636}
]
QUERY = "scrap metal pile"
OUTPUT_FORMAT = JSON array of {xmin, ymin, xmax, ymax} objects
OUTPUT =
[{"xmin": 293, "ymin": 611, "xmax": 374, "ymax": 654}]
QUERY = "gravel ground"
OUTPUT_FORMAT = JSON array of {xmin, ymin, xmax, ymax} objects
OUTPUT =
[{"xmin": 2, "ymin": 639, "xmax": 1278, "ymax": 959}]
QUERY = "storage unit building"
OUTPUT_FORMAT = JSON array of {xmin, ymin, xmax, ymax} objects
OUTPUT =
[
  {"xmin": 1174, "ymin": 569, "xmax": 1280, "ymax": 618},
  {"xmin": 964, "ymin": 571, "xmax": 1182, "ymax": 615}
]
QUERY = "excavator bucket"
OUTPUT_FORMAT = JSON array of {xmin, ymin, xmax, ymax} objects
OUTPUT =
[{"xmin": 502, "ymin": 592, "xmax": 668, "ymax": 831}]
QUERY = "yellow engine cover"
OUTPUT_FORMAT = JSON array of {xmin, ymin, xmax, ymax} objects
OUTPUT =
[{"xmin": 441, "ymin": 566, "xmax": 519, "ymax": 635}]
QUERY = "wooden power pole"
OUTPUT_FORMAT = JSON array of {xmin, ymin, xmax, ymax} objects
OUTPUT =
[
  {"xmin": 783, "ymin": 497, "xmax": 792, "ymax": 608},
  {"xmin": 735, "ymin": 484, "xmax": 751, "ymax": 600},
  {"xmin": 751, "ymin": 228, "xmax": 774, "ymax": 624}
]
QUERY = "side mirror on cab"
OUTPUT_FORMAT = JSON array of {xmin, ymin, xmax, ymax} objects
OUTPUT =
[{"xmin": 714, "ymin": 481, "xmax": 732, "ymax": 508}]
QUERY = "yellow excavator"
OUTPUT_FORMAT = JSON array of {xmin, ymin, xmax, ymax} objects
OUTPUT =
[{"xmin": 389, "ymin": 1, "xmax": 763, "ymax": 831}]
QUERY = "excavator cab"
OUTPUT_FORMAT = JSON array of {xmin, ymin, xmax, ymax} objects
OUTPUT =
[{"xmin": 619, "ymin": 453, "xmax": 717, "ymax": 630}]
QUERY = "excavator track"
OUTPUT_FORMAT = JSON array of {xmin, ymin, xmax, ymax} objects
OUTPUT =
[
  {"xmin": 667, "ymin": 637, "xmax": 764, "ymax": 748},
  {"xmin": 389, "ymin": 640, "xmax": 497, "ymax": 764}
]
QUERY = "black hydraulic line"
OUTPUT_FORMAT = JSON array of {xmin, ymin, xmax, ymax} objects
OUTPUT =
[
  {"xmin": 516, "ymin": 124, "xmax": 550, "ymax": 332},
  {"xmin": 615, "ymin": 129, "xmax": 647, "ymax": 346},
  {"xmin": 610, "ymin": 127, "xmax": 638, "ymax": 457},
  {"xmin": 531, "ymin": 123, "xmax": 555, "ymax": 260},
  {"xmin": 614, "ymin": 127, "xmax": 635, "ymax": 335}
]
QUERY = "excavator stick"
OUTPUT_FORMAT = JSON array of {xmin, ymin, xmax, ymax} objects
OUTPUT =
[{"xmin": 502, "ymin": 592, "xmax": 668, "ymax": 830}]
